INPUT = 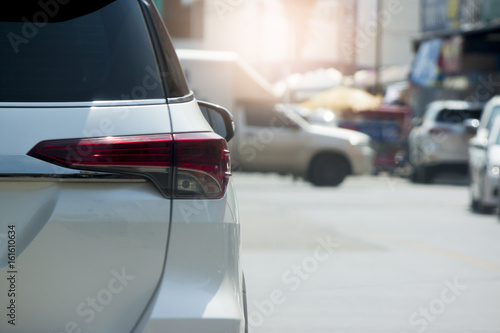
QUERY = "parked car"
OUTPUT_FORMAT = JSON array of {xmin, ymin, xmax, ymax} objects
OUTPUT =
[
  {"xmin": 469, "ymin": 96, "xmax": 500, "ymax": 213},
  {"xmin": 232, "ymin": 103, "xmax": 374, "ymax": 186},
  {"xmin": 409, "ymin": 100, "xmax": 483, "ymax": 183},
  {"xmin": 0, "ymin": 1, "xmax": 246, "ymax": 333}
]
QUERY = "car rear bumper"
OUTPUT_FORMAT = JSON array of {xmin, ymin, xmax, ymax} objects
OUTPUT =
[
  {"xmin": 417, "ymin": 143, "xmax": 469, "ymax": 167},
  {"xmin": 144, "ymin": 318, "xmax": 243, "ymax": 333},
  {"xmin": 482, "ymin": 174, "xmax": 500, "ymax": 207},
  {"xmin": 138, "ymin": 222, "xmax": 245, "ymax": 333},
  {"xmin": 0, "ymin": 180, "xmax": 171, "ymax": 333}
]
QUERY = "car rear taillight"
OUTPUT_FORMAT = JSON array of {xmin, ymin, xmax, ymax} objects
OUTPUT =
[
  {"xmin": 27, "ymin": 133, "xmax": 231, "ymax": 199},
  {"xmin": 173, "ymin": 133, "xmax": 231, "ymax": 198},
  {"xmin": 428, "ymin": 127, "xmax": 451, "ymax": 136}
]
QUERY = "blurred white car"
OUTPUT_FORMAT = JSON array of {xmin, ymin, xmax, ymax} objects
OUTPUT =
[
  {"xmin": 232, "ymin": 103, "xmax": 374, "ymax": 186},
  {"xmin": 0, "ymin": 1, "xmax": 246, "ymax": 332},
  {"xmin": 409, "ymin": 100, "xmax": 483, "ymax": 183},
  {"xmin": 469, "ymin": 96, "xmax": 500, "ymax": 213}
]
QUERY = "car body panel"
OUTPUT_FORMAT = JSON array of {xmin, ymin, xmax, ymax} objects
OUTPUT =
[
  {"xmin": 308, "ymin": 125, "xmax": 374, "ymax": 175},
  {"xmin": 469, "ymin": 111, "xmax": 500, "ymax": 209},
  {"xmin": 139, "ymin": 180, "xmax": 244, "ymax": 333},
  {"xmin": 169, "ymin": 99, "xmax": 214, "ymax": 133},
  {"xmin": 0, "ymin": 104, "xmax": 171, "ymax": 152},
  {"xmin": 0, "ymin": 180, "xmax": 171, "ymax": 332}
]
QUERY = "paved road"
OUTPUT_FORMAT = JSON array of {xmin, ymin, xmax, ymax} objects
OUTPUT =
[{"xmin": 234, "ymin": 173, "xmax": 500, "ymax": 333}]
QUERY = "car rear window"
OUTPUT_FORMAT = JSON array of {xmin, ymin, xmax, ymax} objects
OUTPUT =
[
  {"xmin": 0, "ymin": 0, "xmax": 169, "ymax": 103},
  {"xmin": 245, "ymin": 105, "xmax": 296, "ymax": 128},
  {"xmin": 436, "ymin": 109, "xmax": 482, "ymax": 124},
  {"xmin": 485, "ymin": 106, "xmax": 500, "ymax": 131}
]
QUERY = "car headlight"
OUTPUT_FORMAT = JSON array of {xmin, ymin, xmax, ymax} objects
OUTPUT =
[{"xmin": 487, "ymin": 166, "xmax": 500, "ymax": 177}]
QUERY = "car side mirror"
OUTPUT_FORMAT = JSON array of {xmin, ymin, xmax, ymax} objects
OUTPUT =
[
  {"xmin": 463, "ymin": 118, "xmax": 480, "ymax": 135},
  {"xmin": 411, "ymin": 117, "xmax": 423, "ymax": 127},
  {"xmin": 198, "ymin": 101, "xmax": 235, "ymax": 142}
]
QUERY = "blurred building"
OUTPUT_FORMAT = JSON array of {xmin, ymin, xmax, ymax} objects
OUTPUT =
[
  {"xmin": 157, "ymin": 0, "xmax": 419, "ymax": 90},
  {"xmin": 410, "ymin": 0, "xmax": 500, "ymax": 117},
  {"xmin": 356, "ymin": 0, "xmax": 420, "ymax": 69}
]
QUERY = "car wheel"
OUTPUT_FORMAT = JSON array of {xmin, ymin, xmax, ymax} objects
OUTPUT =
[
  {"xmin": 410, "ymin": 167, "xmax": 420, "ymax": 183},
  {"xmin": 471, "ymin": 179, "xmax": 494, "ymax": 214},
  {"xmin": 308, "ymin": 154, "xmax": 350, "ymax": 187},
  {"xmin": 409, "ymin": 146, "xmax": 424, "ymax": 183},
  {"xmin": 474, "ymin": 200, "xmax": 494, "ymax": 214},
  {"xmin": 471, "ymin": 197, "xmax": 481, "ymax": 213},
  {"xmin": 412, "ymin": 165, "xmax": 434, "ymax": 184},
  {"xmin": 421, "ymin": 166, "xmax": 434, "ymax": 184}
]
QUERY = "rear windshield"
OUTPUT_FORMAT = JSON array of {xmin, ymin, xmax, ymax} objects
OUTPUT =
[
  {"xmin": 485, "ymin": 106, "xmax": 500, "ymax": 131},
  {"xmin": 436, "ymin": 109, "xmax": 482, "ymax": 123},
  {"xmin": 0, "ymin": 0, "xmax": 166, "ymax": 103},
  {"xmin": 245, "ymin": 104, "xmax": 297, "ymax": 129}
]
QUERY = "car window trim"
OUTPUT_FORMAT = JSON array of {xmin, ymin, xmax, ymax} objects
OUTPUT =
[
  {"xmin": 140, "ymin": 0, "xmax": 190, "ymax": 101},
  {"xmin": 0, "ymin": 99, "xmax": 167, "ymax": 108},
  {"xmin": 0, "ymin": 174, "xmax": 146, "ymax": 182},
  {"xmin": 167, "ymin": 91, "xmax": 194, "ymax": 104}
]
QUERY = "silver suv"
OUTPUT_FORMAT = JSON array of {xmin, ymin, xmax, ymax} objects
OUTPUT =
[
  {"xmin": 0, "ymin": 1, "xmax": 246, "ymax": 332},
  {"xmin": 409, "ymin": 100, "xmax": 483, "ymax": 183}
]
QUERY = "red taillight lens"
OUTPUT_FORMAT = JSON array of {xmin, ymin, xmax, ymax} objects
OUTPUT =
[
  {"xmin": 428, "ymin": 127, "xmax": 451, "ymax": 135},
  {"xmin": 174, "ymin": 133, "xmax": 231, "ymax": 198},
  {"xmin": 27, "ymin": 134, "xmax": 173, "ymax": 168},
  {"xmin": 27, "ymin": 133, "xmax": 231, "ymax": 199}
]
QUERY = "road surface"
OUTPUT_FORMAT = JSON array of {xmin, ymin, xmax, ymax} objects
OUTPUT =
[{"xmin": 235, "ymin": 173, "xmax": 500, "ymax": 333}]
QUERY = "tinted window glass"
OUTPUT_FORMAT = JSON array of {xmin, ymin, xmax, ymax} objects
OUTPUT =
[
  {"xmin": 199, "ymin": 104, "xmax": 227, "ymax": 139},
  {"xmin": 436, "ymin": 109, "xmax": 482, "ymax": 123},
  {"xmin": 0, "ymin": 0, "xmax": 164, "ymax": 102},
  {"xmin": 486, "ymin": 106, "xmax": 500, "ymax": 131},
  {"xmin": 245, "ymin": 105, "xmax": 295, "ymax": 128}
]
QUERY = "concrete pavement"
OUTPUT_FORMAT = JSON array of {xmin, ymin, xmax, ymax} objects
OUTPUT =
[{"xmin": 235, "ymin": 173, "xmax": 500, "ymax": 333}]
